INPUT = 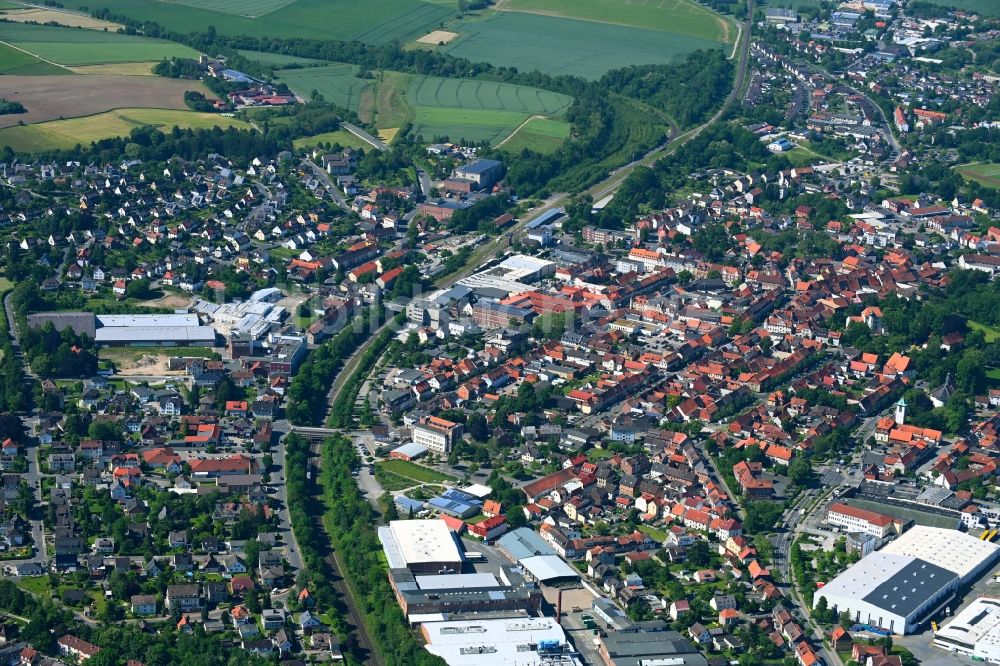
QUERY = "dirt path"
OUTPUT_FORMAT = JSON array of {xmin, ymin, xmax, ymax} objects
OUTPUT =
[
  {"xmin": 493, "ymin": 113, "xmax": 546, "ymax": 148},
  {"xmin": 0, "ymin": 39, "xmax": 70, "ymax": 70}
]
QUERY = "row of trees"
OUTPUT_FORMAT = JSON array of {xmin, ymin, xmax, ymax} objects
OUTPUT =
[
  {"xmin": 319, "ymin": 435, "xmax": 447, "ymax": 666},
  {"xmin": 326, "ymin": 315, "xmax": 404, "ymax": 427},
  {"xmin": 286, "ymin": 308, "xmax": 379, "ymax": 425}
]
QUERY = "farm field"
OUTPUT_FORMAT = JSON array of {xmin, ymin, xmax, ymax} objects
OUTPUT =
[
  {"xmin": 497, "ymin": 117, "xmax": 571, "ymax": 154},
  {"xmin": 61, "ymin": 0, "xmax": 454, "ymax": 44},
  {"xmin": 911, "ymin": 0, "xmax": 999, "ymax": 16},
  {"xmin": 292, "ymin": 129, "xmax": 371, "ymax": 151},
  {"xmin": 498, "ymin": 0, "xmax": 732, "ymax": 44},
  {"xmin": 276, "ymin": 64, "xmax": 373, "ymax": 117},
  {"xmin": 68, "ymin": 62, "xmax": 158, "ymax": 75},
  {"xmin": 411, "ymin": 107, "xmax": 530, "ymax": 144},
  {"xmin": 0, "ymin": 74, "xmax": 216, "ymax": 128},
  {"xmin": 956, "ymin": 162, "xmax": 1000, "ymax": 189},
  {"xmin": 0, "ymin": 42, "xmax": 69, "ymax": 75},
  {"xmin": 0, "ymin": 6, "xmax": 122, "ymax": 29},
  {"xmin": 439, "ymin": 11, "xmax": 722, "ymax": 79},
  {"xmin": 236, "ymin": 49, "xmax": 330, "ymax": 67},
  {"xmin": 278, "ymin": 65, "xmax": 573, "ymax": 143},
  {"xmin": 0, "ymin": 22, "xmax": 196, "ymax": 65},
  {"xmin": 0, "ymin": 108, "xmax": 249, "ymax": 152}
]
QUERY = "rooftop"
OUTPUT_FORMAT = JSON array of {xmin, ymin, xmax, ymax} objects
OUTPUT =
[
  {"xmin": 880, "ymin": 526, "xmax": 1000, "ymax": 581},
  {"xmin": 380, "ymin": 520, "xmax": 464, "ymax": 568}
]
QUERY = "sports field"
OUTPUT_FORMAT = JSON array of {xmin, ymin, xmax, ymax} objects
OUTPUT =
[
  {"xmin": 440, "ymin": 11, "xmax": 722, "ymax": 79},
  {"xmin": 61, "ymin": 0, "xmax": 454, "ymax": 44},
  {"xmin": 497, "ymin": 117, "xmax": 571, "ymax": 154},
  {"xmin": 499, "ymin": 0, "xmax": 732, "ymax": 43},
  {"xmin": 0, "ymin": 108, "xmax": 250, "ymax": 152},
  {"xmin": 0, "ymin": 42, "xmax": 70, "ymax": 75},
  {"xmin": 956, "ymin": 162, "xmax": 1000, "ymax": 189},
  {"xmin": 0, "ymin": 22, "xmax": 196, "ymax": 65}
]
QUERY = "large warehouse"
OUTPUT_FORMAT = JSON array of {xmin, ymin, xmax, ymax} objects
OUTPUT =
[
  {"xmin": 27, "ymin": 312, "xmax": 217, "ymax": 347},
  {"xmin": 378, "ymin": 519, "xmax": 465, "ymax": 574},
  {"xmin": 815, "ymin": 527, "xmax": 1000, "ymax": 635},
  {"xmin": 934, "ymin": 596, "xmax": 1000, "ymax": 663}
]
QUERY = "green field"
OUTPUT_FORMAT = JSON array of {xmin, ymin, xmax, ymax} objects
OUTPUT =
[
  {"xmin": 440, "ymin": 11, "xmax": 722, "ymax": 79},
  {"xmin": 501, "ymin": 0, "xmax": 732, "ymax": 43},
  {"xmin": 0, "ymin": 42, "xmax": 70, "ymax": 75},
  {"xmin": 292, "ymin": 129, "xmax": 371, "ymax": 151},
  {"xmin": 236, "ymin": 49, "xmax": 330, "ymax": 67},
  {"xmin": 956, "ymin": 162, "xmax": 1000, "ymax": 189},
  {"xmin": 277, "ymin": 64, "xmax": 373, "ymax": 115},
  {"xmin": 62, "ymin": 0, "xmax": 455, "ymax": 44},
  {"xmin": 0, "ymin": 22, "xmax": 196, "ymax": 65},
  {"xmin": 497, "ymin": 116, "xmax": 570, "ymax": 154},
  {"xmin": 162, "ymin": 0, "xmax": 298, "ymax": 18},
  {"xmin": 910, "ymin": 0, "xmax": 1000, "ymax": 15},
  {"xmin": 0, "ymin": 108, "xmax": 250, "ymax": 151},
  {"xmin": 278, "ymin": 65, "xmax": 573, "ymax": 143},
  {"xmin": 970, "ymin": 320, "xmax": 1000, "ymax": 343},
  {"xmin": 378, "ymin": 459, "xmax": 457, "ymax": 484}
]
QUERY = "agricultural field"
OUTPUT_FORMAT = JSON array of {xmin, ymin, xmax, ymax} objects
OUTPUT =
[
  {"xmin": 0, "ymin": 22, "xmax": 196, "ymax": 65},
  {"xmin": 68, "ymin": 62, "xmax": 158, "ymax": 75},
  {"xmin": 497, "ymin": 117, "xmax": 571, "ymax": 154},
  {"xmin": 498, "ymin": 0, "xmax": 732, "ymax": 43},
  {"xmin": 61, "ymin": 0, "xmax": 455, "ymax": 44},
  {"xmin": 236, "ymin": 49, "xmax": 330, "ymax": 67},
  {"xmin": 911, "ymin": 0, "xmax": 1000, "ymax": 16},
  {"xmin": 439, "ymin": 11, "xmax": 722, "ymax": 79},
  {"xmin": 411, "ymin": 107, "xmax": 531, "ymax": 144},
  {"xmin": 0, "ymin": 74, "xmax": 216, "ymax": 128},
  {"xmin": 278, "ymin": 65, "xmax": 573, "ymax": 144},
  {"xmin": 0, "ymin": 6, "xmax": 122, "ymax": 29},
  {"xmin": 0, "ymin": 42, "xmax": 69, "ymax": 75},
  {"xmin": 956, "ymin": 162, "xmax": 1000, "ymax": 189},
  {"xmin": 0, "ymin": 108, "xmax": 249, "ymax": 152},
  {"xmin": 276, "ymin": 64, "xmax": 373, "ymax": 117}
]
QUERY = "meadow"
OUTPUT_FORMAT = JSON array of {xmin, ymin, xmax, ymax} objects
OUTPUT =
[
  {"xmin": 292, "ymin": 129, "xmax": 371, "ymax": 151},
  {"xmin": 411, "ymin": 107, "xmax": 532, "ymax": 144},
  {"xmin": 408, "ymin": 75, "xmax": 572, "ymax": 116},
  {"xmin": 499, "ymin": 0, "xmax": 732, "ymax": 43},
  {"xmin": 0, "ymin": 42, "xmax": 69, "ymax": 75},
  {"xmin": 276, "ymin": 64, "xmax": 374, "ymax": 115},
  {"xmin": 497, "ymin": 117, "xmax": 571, "ymax": 154},
  {"xmin": 236, "ymin": 49, "xmax": 330, "ymax": 67},
  {"xmin": 61, "ymin": 0, "xmax": 455, "ymax": 44},
  {"xmin": 0, "ymin": 22, "xmax": 196, "ymax": 65},
  {"xmin": 440, "ymin": 11, "xmax": 723, "ymax": 79},
  {"xmin": 956, "ymin": 162, "xmax": 1000, "ymax": 189},
  {"xmin": 0, "ymin": 108, "xmax": 249, "ymax": 152}
]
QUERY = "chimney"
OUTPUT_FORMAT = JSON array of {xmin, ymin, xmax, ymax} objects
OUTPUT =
[{"xmin": 556, "ymin": 588, "xmax": 563, "ymax": 625}]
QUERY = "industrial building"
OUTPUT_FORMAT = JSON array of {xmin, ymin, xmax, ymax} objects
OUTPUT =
[
  {"xmin": 934, "ymin": 596, "xmax": 1000, "ymax": 663},
  {"xmin": 826, "ymin": 502, "xmax": 900, "ymax": 539},
  {"xmin": 193, "ymin": 287, "xmax": 286, "ymax": 340},
  {"xmin": 386, "ymin": 566, "xmax": 542, "ymax": 623},
  {"xmin": 379, "ymin": 519, "xmax": 465, "ymax": 574},
  {"xmin": 421, "ymin": 617, "xmax": 580, "ymax": 666},
  {"xmin": 26, "ymin": 312, "xmax": 217, "ymax": 347},
  {"xmin": 814, "ymin": 527, "xmax": 1000, "ymax": 634},
  {"xmin": 597, "ymin": 621, "xmax": 709, "ymax": 666}
]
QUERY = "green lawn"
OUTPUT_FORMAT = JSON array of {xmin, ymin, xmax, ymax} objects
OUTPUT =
[
  {"xmin": 908, "ymin": 0, "xmax": 1000, "ymax": 15},
  {"xmin": 637, "ymin": 524, "xmax": 668, "ymax": 542},
  {"xmin": 440, "ymin": 11, "xmax": 722, "ymax": 79},
  {"xmin": 0, "ymin": 108, "xmax": 249, "ymax": 152},
  {"xmin": 378, "ymin": 459, "xmax": 457, "ymax": 484},
  {"xmin": 956, "ymin": 163, "xmax": 1000, "ymax": 189},
  {"xmin": 412, "ymin": 106, "xmax": 539, "ymax": 145},
  {"xmin": 0, "ymin": 42, "xmax": 70, "ymax": 75},
  {"xmin": 498, "ymin": 117, "xmax": 570, "ymax": 154},
  {"xmin": 61, "ymin": 0, "xmax": 454, "ymax": 44},
  {"xmin": 16, "ymin": 576, "xmax": 50, "ymax": 596},
  {"xmin": 970, "ymin": 320, "xmax": 1000, "ymax": 343},
  {"xmin": 0, "ymin": 22, "xmax": 196, "ymax": 65},
  {"xmin": 501, "ymin": 0, "xmax": 732, "ymax": 43}
]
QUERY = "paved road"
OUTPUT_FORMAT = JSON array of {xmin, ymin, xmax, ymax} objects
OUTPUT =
[
  {"xmin": 341, "ymin": 122, "xmax": 388, "ymax": 152},
  {"xmin": 269, "ymin": 421, "xmax": 305, "ymax": 574},
  {"xmin": 302, "ymin": 157, "xmax": 351, "ymax": 211}
]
